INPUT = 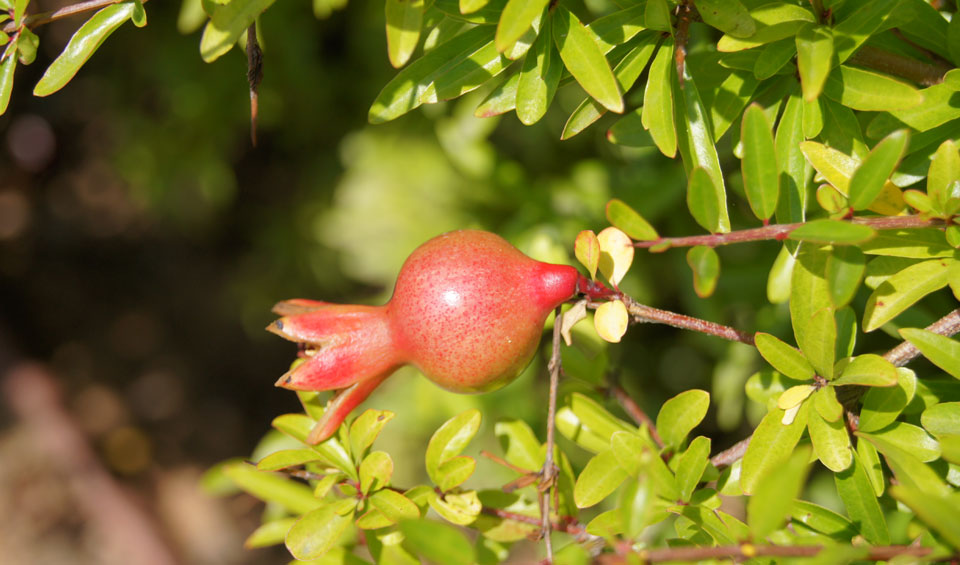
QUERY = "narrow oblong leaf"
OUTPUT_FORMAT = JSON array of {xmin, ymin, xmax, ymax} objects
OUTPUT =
[
  {"xmin": 198, "ymin": 0, "xmax": 276, "ymax": 63},
  {"xmin": 928, "ymin": 139, "xmax": 960, "ymax": 211},
  {"xmin": 740, "ymin": 103, "xmax": 779, "ymax": 220},
  {"xmin": 0, "ymin": 50, "xmax": 15, "ymax": 115},
  {"xmin": 385, "ymin": 0, "xmax": 424, "ymax": 68},
  {"xmin": 34, "ymin": 3, "xmax": 136, "ymax": 96},
  {"xmin": 696, "ymin": 0, "xmax": 754, "ymax": 38},
  {"xmin": 808, "ymin": 408, "xmax": 852, "ymax": 472},
  {"xmin": 223, "ymin": 463, "xmax": 323, "ymax": 515},
  {"xmin": 495, "ymin": 0, "xmax": 548, "ymax": 53},
  {"xmin": 863, "ymin": 259, "xmax": 952, "ymax": 332},
  {"xmin": 796, "ymin": 24, "xmax": 833, "ymax": 102},
  {"xmin": 748, "ymin": 446, "xmax": 811, "ymax": 539},
  {"xmin": 859, "ymin": 433, "xmax": 948, "ymax": 497},
  {"xmin": 859, "ymin": 368, "xmax": 916, "ymax": 432},
  {"xmin": 755, "ymin": 332, "xmax": 815, "ymax": 382},
  {"xmin": 574, "ymin": 449, "xmax": 628, "ymax": 508},
  {"xmin": 788, "ymin": 220, "xmax": 876, "ymax": 245},
  {"xmin": 835, "ymin": 451, "xmax": 889, "ymax": 545},
  {"xmin": 606, "ymin": 199, "xmax": 658, "ymax": 241},
  {"xmin": 553, "ymin": 6, "xmax": 622, "ymax": 113},
  {"xmin": 687, "ymin": 166, "xmax": 721, "ymax": 233},
  {"xmin": 822, "ymin": 65, "xmax": 924, "ymax": 112},
  {"xmin": 675, "ymin": 436, "xmax": 711, "ymax": 502},
  {"xmin": 516, "ymin": 17, "xmax": 560, "ymax": 125},
  {"xmin": 686, "ymin": 246, "xmax": 719, "ymax": 298},
  {"xmin": 891, "ymin": 485, "xmax": 960, "ymax": 548},
  {"xmin": 775, "ymin": 93, "xmax": 808, "ymax": 224},
  {"xmin": 741, "ymin": 404, "xmax": 809, "ymax": 495},
  {"xmin": 900, "ymin": 328, "xmax": 960, "ymax": 381},
  {"xmin": 285, "ymin": 504, "xmax": 355, "ymax": 561},
  {"xmin": 826, "ymin": 246, "xmax": 866, "ymax": 308},
  {"xmin": 642, "ymin": 38, "xmax": 677, "ymax": 158},
  {"xmin": 860, "ymin": 422, "xmax": 940, "ymax": 462},
  {"xmin": 848, "ymin": 129, "xmax": 910, "ymax": 210}
]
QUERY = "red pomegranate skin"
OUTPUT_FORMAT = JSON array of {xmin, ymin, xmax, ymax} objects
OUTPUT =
[{"xmin": 268, "ymin": 230, "xmax": 579, "ymax": 443}]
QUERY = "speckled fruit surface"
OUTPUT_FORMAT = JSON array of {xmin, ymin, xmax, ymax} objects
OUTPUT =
[{"xmin": 268, "ymin": 229, "xmax": 580, "ymax": 443}]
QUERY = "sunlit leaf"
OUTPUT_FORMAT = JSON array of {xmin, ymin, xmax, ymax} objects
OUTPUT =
[
  {"xmin": 826, "ymin": 246, "xmax": 865, "ymax": 308},
  {"xmin": 675, "ymin": 436, "xmax": 711, "ymax": 502},
  {"xmin": 822, "ymin": 65, "xmax": 924, "ymax": 112},
  {"xmin": 863, "ymin": 259, "xmax": 952, "ymax": 332},
  {"xmin": 286, "ymin": 503, "xmax": 355, "ymax": 561},
  {"xmin": 385, "ymin": 0, "xmax": 424, "ymax": 68},
  {"xmin": 848, "ymin": 129, "xmax": 909, "ymax": 210},
  {"xmin": 400, "ymin": 519, "xmax": 476, "ymax": 565},
  {"xmin": 597, "ymin": 226, "xmax": 634, "ymax": 287},
  {"xmin": 515, "ymin": 16, "xmax": 560, "ymax": 125},
  {"xmin": 696, "ymin": 0, "xmax": 754, "ymax": 38},
  {"xmin": 656, "ymin": 389, "xmax": 710, "ymax": 449},
  {"xmin": 606, "ymin": 199, "xmax": 658, "ymax": 242},
  {"xmin": 832, "ymin": 353, "xmax": 897, "ymax": 387},
  {"xmin": 835, "ymin": 450, "xmax": 889, "ymax": 545},
  {"xmin": 425, "ymin": 409, "xmax": 482, "ymax": 485},
  {"xmin": 859, "ymin": 367, "xmax": 916, "ymax": 432},
  {"xmin": 686, "ymin": 246, "xmax": 719, "ymax": 298},
  {"xmin": 788, "ymin": 220, "xmax": 876, "ymax": 245},
  {"xmin": 642, "ymin": 38, "xmax": 677, "ymax": 157},
  {"xmin": 594, "ymin": 299, "xmax": 628, "ymax": 343},
  {"xmin": 740, "ymin": 103, "xmax": 778, "ymax": 221},
  {"xmin": 741, "ymin": 404, "xmax": 809, "ymax": 495},
  {"xmin": 755, "ymin": 332, "xmax": 815, "ymax": 382},
  {"xmin": 495, "ymin": 0, "xmax": 548, "ymax": 54},
  {"xmin": 891, "ymin": 485, "xmax": 960, "ymax": 548},
  {"xmin": 808, "ymin": 408, "xmax": 852, "ymax": 472},
  {"xmin": 553, "ymin": 6, "xmax": 622, "ymax": 113},
  {"xmin": 796, "ymin": 24, "xmax": 833, "ymax": 102},
  {"xmin": 574, "ymin": 449, "xmax": 628, "ymax": 508},
  {"xmin": 899, "ymin": 327, "xmax": 960, "ymax": 380},
  {"xmin": 748, "ymin": 446, "xmax": 811, "ymax": 538},
  {"xmin": 574, "ymin": 230, "xmax": 600, "ymax": 281}
]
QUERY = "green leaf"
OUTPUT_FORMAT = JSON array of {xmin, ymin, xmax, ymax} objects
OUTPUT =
[
  {"xmin": 890, "ymin": 70, "xmax": 960, "ymax": 132},
  {"xmin": 286, "ymin": 504, "xmax": 355, "ymax": 561},
  {"xmin": 675, "ymin": 436, "xmax": 711, "ymax": 502},
  {"xmin": 863, "ymin": 259, "xmax": 952, "ymax": 332},
  {"xmin": 369, "ymin": 489, "xmax": 421, "ymax": 523},
  {"xmin": 740, "ymin": 103, "xmax": 779, "ymax": 220},
  {"xmin": 813, "ymin": 385, "xmax": 843, "ymax": 422},
  {"xmin": 922, "ymin": 402, "xmax": 960, "ymax": 438},
  {"xmin": 425, "ymin": 409, "xmax": 482, "ymax": 485},
  {"xmin": 802, "ymin": 97, "xmax": 823, "ymax": 139},
  {"xmin": 741, "ymin": 404, "xmax": 809, "ymax": 495},
  {"xmin": 198, "ymin": 0, "xmax": 275, "ymax": 63},
  {"xmin": 832, "ymin": 0, "xmax": 902, "ymax": 63},
  {"xmin": 767, "ymin": 244, "xmax": 796, "ymax": 304},
  {"xmin": 563, "ymin": 35, "xmax": 658, "ymax": 139},
  {"xmin": 656, "ymin": 389, "xmax": 710, "ymax": 449},
  {"xmin": 495, "ymin": 0, "xmax": 548, "ymax": 53},
  {"xmin": 755, "ymin": 332, "xmax": 815, "ymax": 382},
  {"xmin": 900, "ymin": 327, "xmax": 960, "ymax": 381},
  {"xmin": 428, "ymin": 490, "xmax": 482, "ymax": 525},
  {"xmin": 642, "ymin": 38, "xmax": 677, "ymax": 157},
  {"xmin": 349, "ymin": 409, "xmax": 395, "ymax": 461},
  {"xmin": 256, "ymin": 449, "xmax": 323, "ymax": 472},
  {"xmin": 34, "ymin": 3, "xmax": 137, "ymax": 96},
  {"xmin": 860, "ymin": 422, "xmax": 940, "ymax": 462},
  {"xmin": 495, "ymin": 419, "xmax": 542, "ymax": 471},
  {"xmin": 748, "ymin": 446, "xmax": 811, "ymax": 539},
  {"xmin": 574, "ymin": 449, "xmax": 628, "ymax": 508},
  {"xmin": 826, "ymin": 246, "xmax": 866, "ymax": 308},
  {"xmin": 556, "ymin": 406, "xmax": 610, "ymax": 453},
  {"xmin": 687, "ymin": 167, "xmax": 721, "ymax": 233},
  {"xmin": 857, "ymin": 438, "xmax": 885, "ymax": 496},
  {"xmin": 928, "ymin": 140, "xmax": 960, "ymax": 213},
  {"xmin": 587, "ymin": 3, "xmax": 648, "ymax": 54},
  {"xmin": 859, "ymin": 367, "xmax": 917, "ymax": 432},
  {"xmin": 552, "ymin": 6, "xmax": 622, "ymax": 113},
  {"xmin": 775, "ymin": 93, "xmax": 809, "ymax": 224},
  {"xmin": 677, "ymin": 70, "xmax": 730, "ymax": 232},
  {"xmin": 822, "ymin": 65, "xmax": 924, "ymax": 112},
  {"xmin": 475, "ymin": 71, "xmax": 520, "ymax": 118},
  {"xmin": 435, "ymin": 455, "xmax": 476, "ymax": 491},
  {"xmin": 399, "ymin": 519, "xmax": 476, "ymax": 565},
  {"xmin": 606, "ymin": 198, "xmax": 658, "ymax": 241},
  {"xmin": 791, "ymin": 245, "xmax": 835, "ymax": 377},
  {"xmin": 796, "ymin": 24, "xmax": 834, "ymax": 102},
  {"xmin": 643, "ymin": 0, "xmax": 671, "ymax": 33},
  {"xmin": 859, "ymin": 432, "xmax": 949, "ymax": 497},
  {"xmin": 370, "ymin": 26, "xmax": 495, "ymax": 123},
  {"xmin": 420, "ymin": 37, "xmax": 511, "ymax": 103},
  {"xmin": 244, "ymin": 518, "xmax": 296, "ymax": 549},
  {"xmin": 753, "ymin": 39, "xmax": 796, "ymax": 80},
  {"xmin": 848, "ymin": 129, "xmax": 910, "ymax": 210},
  {"xmin": 834, "ymin": 450, "xmax": 889, "ymax": 545},
  {"xmin": 861, "ymin": 228, "xmax": 955, "ymax": 258},
  {"xmin": 833, "ymin": 353, "xmax": 897, "ymax": 387},
  {"xmin": 791, "ymin": 500, "xmax": 858, "ymax": 539},
  {"xmin": 891, "ymin": 485, "xmax": 960, "ymax": 548},
  {"xmin": 717, "ymin": 3, "xmax": 816, "ymax": 52},
  {"xmin": 223, "ymin": 463, "xmax": 322, "ymax": 515},
  {"xmin": 788, "ymin": 220, "xmax": 876, "ymax": 245},
  {"xmin": 0, "ymin": 50, "xmax": 16, "ymax": 116},
  {"xmin": 16, "ymin": 27, "xmax": 36, "ymax": 65},
  {"xmin": 569, "ymin": 392, "xmax": 635, "ymax": 443},
  {"xmin": 272, "ymin": 414, "xmax": 356, "ymax": 479},
  {"xmin": 808, "ymin": 408, "xmax": 852, "ymax": 472},
  {"xmin": 359, "ymin": 450, "xmax": 393, "ymax": 494},
  {"xmin": 686, "ymin": 246, "xmax": 719, "ymax": 298},
  {"xmin": 385, "ymin": 0, "xmax": 424, "ymax": 68},
  {"xmin": 516, "ymin": 17, "xmax": 560, "ymax": 125},
  {"xmin": 695, "ymin": 0, "xmax": 754, "ymax": 38}
]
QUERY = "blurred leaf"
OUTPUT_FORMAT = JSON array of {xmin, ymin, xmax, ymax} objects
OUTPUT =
[
  {"xmin": 515, "ymin": 16, "xmax": 560, "ymax": 125},
  {"xmin": 826, "ymin": 246, "xmax": 865, "ymax": 308},
  {"xmin": 286, "ymin": 504, "xmax": 355, "ymax": 561},
  {"xmin": 400, "ymin": 519, "xmax": 475, "ymax": 565},
  {"xmin": 597, "ymin": 226, "xmax": 634, "ymax": 287},
  {"xmin": 574, "ymin": 230, "xmax": 600, "ymax": 280},
  {"xmin": 425, "ymin": 409, "xmax": 482, "ymax": 485},
  {"xmin": 385, "ymin": 0, "xmax": 424, "ymax": 68},
  {"xmin": 586, "ymin": 3, "xmax": 648, "ymax": 53},
  {"xmin": 861, "ymin": 228, "xmax": 954, "ymax": 258},
  {"xmin": 686, "ymin": 246, "xmax": 719, "ymax": 298},
  {"xmin": 574, "ymin": 449, "xmax": 628, "ymax": 508},
  {"xmin": 863, "ymin": 259, "xmax": 952, "ymax": 332},
  {"xmin": 901, "ymin": 328, "xmax": 960, "ymax": 381},
  {"xmin": 813, "ymin": 385, "xmax": 843, "ymax": 423},
  {"xmin": 687, "ymin": 167, "xmax": 721, "ymax": 233},
  {"xmin": 495, "ymin": 419, "xmax": 542, "ymax": 471},
  {"xmin": 859, "ymin": 433, "xmax": 948, "ymax": 496},
  {"xmin": 272, "ymin": 414, "xmax": 357, "ymax": 479},
  {"xmin": 606, "ymin": 199, "xmax": 658, "ymax": 241},
  {"xmin": 777, "ymin": 384, "xmax": 814, "ymax": 410},
  {"xmin": 928, "ymin": 140, "xmax": 960, "ymax": 213},
  {"xmin": 370, "ymin": 26, "xmax": 494, "ymax": 123},
  {"xmin": 796, "ymin": 24, "xmax": 833, "ymax": 102},
  {"xmin": 460, "ymin": 0, "xmax": 488, "ymax": 14},
  {"xmin": 832, "ymin": 0, "xmax": 901, "ymax": 63},
  {"xmin": 788, "ymin": 220, "xmax": 876, "ymax": 245},
  {"xmin": 696, "ymin": 0, "xmax": 753, "ymax": 37},
  {"xmin": 256, "ymin": 449, "xmax": 323, "ymax": 472},
  {"xmin": 675, "ymin": 436, "xmax": 711, "ymax": 502},
  {"xmin": 741, "ymin": 404, "xmax": 808, "ymax": 495},
  {"xmin": 606, "ymin": 109, "xmax": 654, "ymax": 147},
  {"xmin": 349, "ymin": 409, "xmax": 395, "ymax": 461},
  {"xmin": 34, "ymin": 3, "xmax": 137, "ymax": 96},
  {"xmin": 753, "ymin": 39, "xmax": 795, "ymax": 80},
  {"xmin": 428, "ymin": 490, "xmax": 481, "ymax": 525},
  {"xmin": 860, "ymin": 422, "xmax": 940, "ymax": 462},
  {"xmin": 131, "ymin": 0, "xmax": 147, "ymax": 27},
  {"xmin": 359, "ymin": 450, "xmax": 393, "ymax": 494},
  {"xmin": 644, "ymin": 0, "xmax": 671, "ymax": 33},
  {"xmin": 832, "ymin": 354, "xmax": 897, "ymax": 387},
  {"xmin": 791, "ymin": 500, "xmax": 858, "ymax": 540},
  {"xmin": 859, "ymin": 367, "xmax": 916, "ymax": 432},
  {"xmin": 656, "ymin": 389, "xmax": 710, "ymax": 450},
  {"xmin": 889, "ymin": 70, "xmax": 960, "ymax": 132},
  {"xmin": 569, "ymin": 392, "xmax": 634, "ymax": 444},
  {"xmin": 495, "ymin": 0, "xmax": 547, "ymax": 53},
  {"xmin": 369, "ymin": 489, "xmax": 421, "ymax": 523},
  {"xmin": 643, "ymin": 38, "xmax": 677, "ymax": 157},
  {"xmin": 767, "ymin": 245, "xmax": 796, "ymax": 304},
  {"xmin": 0, "ymin": 50, "xmax": 15, "ymax": 115},
  {"xmin": 822, "ymin": 65, "xmax": 923, "ymax": 112},
  {"xmin": 748, "ymin": 446, "xmax": 811, "ymax": 539},
  {"xmin": 808, "ymin": 408, "xmax": 852, "ymax": 472},
  {"xmin": 475, "ymin": 71, "xmax": 520, "ymax": 117},
  {"xmin": 433, "ymin": 0, "xmax": 503, "ymax": 23},
  {"xmin": 834, "ymin": 450, "xmax": 889, "ymax": 545},
  {"xmin": 556, "ymin": 407, "xmax": 610, "ymax": 453},
  {"xmin": 553, "ymin": 6, "xmax": 622, "ymax": 113},
  {"xmin": 198, "ymin": 0, "xmax": 274, "ymax": 62},
  {"xmin": 244, "ymin": 518, "xmax": 296, "ymax": 549},
  {"xmin": 223, "ymin": 463, "xmax": 322, "ymax": 515},
  {"xmin": 717, "ymin": 3, "xmax": 815, "ymax": 52},
  {"xmin": 619, "ymin": 478, "xmax": 655, "ymax": 539},
  {"xmin": 594, "ymin": 299, "xmax": 629, "ymax": 343},
  {"xmin": 420, "ymin": 37, "xmax": 511, "ymax": 103},
  {"xmin": 610, "ymin": 431, "xmax": 644, "ymax": 477},
  {"xmin": 755, "ymin": 332, "xmax": 815, "ymax": 382},
  {"xmin": 891, "ymin": 485, "xmax": 960, "ymax": 548},
  {"xmin": 922, "ymin": 402, "xmax": 960, "ymax": 437},
  {"xmin": 848, "ymin": 129, "xmax": 909, "ymax": 210},
  {"xmin": 16, "ymin": 27, "xmax": 37, "ymax": 65},
  {"xmin": 436, "ymin": 455, "xmax": 476, "ymax": 491},
  {"xmin": 740, "ymin": 103, "xmax": 779, "ymax": 220}
]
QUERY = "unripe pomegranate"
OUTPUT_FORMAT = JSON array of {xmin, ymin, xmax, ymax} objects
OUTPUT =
[{"xmin": 268, "ymin": 230, "xmax": 580, "ymax": 444}]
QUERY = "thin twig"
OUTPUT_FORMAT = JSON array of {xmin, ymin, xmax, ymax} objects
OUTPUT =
[
  {"xmin": 246, "ymin": 22, "xmax": 263, "ymax": 147},
  {"xmin": 609, "ymin": 382, "xmax": 663, "ymax": 448},
  {"xmin": 619, "ymin": 294, "xmax": 755, "ymax": 345},
  {"xmin": 634, "ymin": 215, "xmax": 940, "ymax": 250},
  {"xmin": 538, "ymin": 306, "xmax": 564, "ymax": 563}
]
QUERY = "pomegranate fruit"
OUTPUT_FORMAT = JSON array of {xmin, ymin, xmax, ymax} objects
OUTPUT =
[{"xmin": 268, "ymin": 230, "xmax": 580, "ymax": 444}]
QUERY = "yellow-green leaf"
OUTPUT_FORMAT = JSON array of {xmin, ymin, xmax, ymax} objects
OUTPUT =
[
  {"xmin": 385, "ymin": 0, "xmax": 424, "ymax": 68},
  {"xmin": 863, "ymin": 259, "xmax": 952, "ymax": 332},
  {"xmin": 740, "ymin": 103, "xmax": 779, "ymax": 220},
  {"xmin": 553, "ymin": 6, "xmax": 623, "ymax": 113}
]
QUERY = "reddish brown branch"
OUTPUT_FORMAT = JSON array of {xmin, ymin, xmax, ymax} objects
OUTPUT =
[
  {"xmin": 610, "ymin": 383, "xmax": 663, "ymax": 448},
  {"xmin": 635, "ymin": 215, "xmax": 939, "ymax": 250},
  {"xmin": 620, "ymin": 294, "xmax": 755, "ymax": 345}
]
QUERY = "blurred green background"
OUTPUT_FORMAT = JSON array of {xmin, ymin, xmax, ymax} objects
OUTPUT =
[{"xmin": 0, "ymin": 1, "xmax": 813, "ymax": 563}]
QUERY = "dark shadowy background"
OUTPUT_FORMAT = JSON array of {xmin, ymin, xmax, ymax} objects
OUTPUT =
[{"xmin": 0, "ymin": 1, "xmax": 858, "ymax": 563}]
